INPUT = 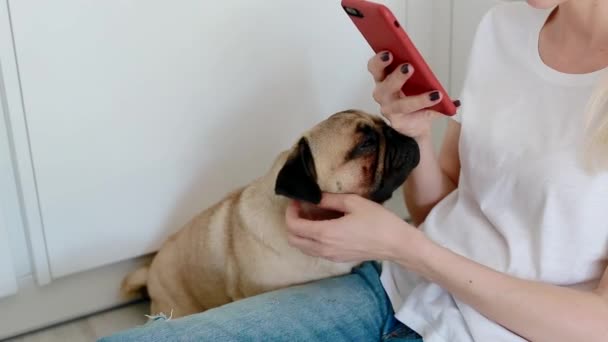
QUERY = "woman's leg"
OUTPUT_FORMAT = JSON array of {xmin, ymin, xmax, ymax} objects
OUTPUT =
[{"xmin": 98, "ymin": 262, "xmax": 400, "ymax": 342}]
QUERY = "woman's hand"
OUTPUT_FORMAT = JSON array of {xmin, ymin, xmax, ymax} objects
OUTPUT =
[
  {"xmin": 284, "ymin": 193, "xmax": 430, "ymax": 265},
  {"xmin": 367, "ymin": 51, "xmax": 459, "ymax": 140}
]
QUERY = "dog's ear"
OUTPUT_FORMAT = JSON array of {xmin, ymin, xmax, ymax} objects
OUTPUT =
[{"xmin": 275, "ymin": 138, "xmax": 322, "ymax": 204}]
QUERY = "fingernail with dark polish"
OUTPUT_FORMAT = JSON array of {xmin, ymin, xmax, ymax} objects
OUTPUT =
[
  {"xmin": 453, "ymin": 100, "xmax": 461, "ymax": 107},
  {"xmin": 400, "ymin": 64, "xmax": 410, "ymax": 74},
  {"xmin": 381, "ymin": 52, "xmax": 390, "ymax": 62},
  {"xmin": 429, "ymin": 91, "xmax": 440, "ymax": 101}
]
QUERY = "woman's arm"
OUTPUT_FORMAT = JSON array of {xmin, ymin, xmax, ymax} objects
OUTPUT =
[
  {"xmin": 396, "ymin": 236, "xmax": 608, "ymax": 342},
  {"xmin": 285, "ymin": 192, "xmax": 608, "ymax": 341},
  {"xmin": 365, "ymin": 51, "xmax": 462, "ymax": 226},
  {"xmin": 403, "ymin": 119, "xmax": 461, "ymax": 225}
]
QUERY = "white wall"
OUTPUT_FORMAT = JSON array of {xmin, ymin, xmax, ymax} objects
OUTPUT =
[
  {"xmin": 0, "ymin": 0, "xmax": 499, "ymax": 287},
  {"xmin": 0, "ymin": 0, "xmax": 403, "ymax": 336},
  {"xmin": 6, "ymin": 0, "xmax": 409, "ymax": 280},
  {"xmin": 0, "ymin": 0, "xmax": 467, "ymax": 286}
]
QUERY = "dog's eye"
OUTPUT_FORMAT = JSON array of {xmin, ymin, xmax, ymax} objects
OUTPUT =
[
  {"xmin": 357, "ymin": 134, "xmax": 377, "ymax": 152},
  {"xmin": 347, "ymin": 126, "xmax": 379, "ymax": 160}
]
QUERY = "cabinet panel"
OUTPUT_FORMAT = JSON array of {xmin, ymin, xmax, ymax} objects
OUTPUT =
[
  {"xmin": 0, "ymin": 209, "xmax": 17, "ymax": 298},
  {"xmin": 0, "ymin": 88, "xmax": 31, "ymax": 281},
  {"xmin": 0, "ymin": 33, "xmax": 22, "ymax": 295},
  {"xmin": 10, "ymin": 0, "xmax": 406, "ymax": 278}
]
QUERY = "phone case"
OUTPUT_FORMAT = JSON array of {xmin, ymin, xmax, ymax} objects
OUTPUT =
[{"xmin": 341, "ymin": 0, "xmax": 457, "ymax": 116}]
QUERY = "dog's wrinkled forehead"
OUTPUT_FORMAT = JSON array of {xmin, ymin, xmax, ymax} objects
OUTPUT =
[
  {"xmin": 304, "ymin": 110, "xmax": 384, "ymax": 150},
  {"xmin": 326, "ymin": 109, "xmax": 385, "ymax": 127}
]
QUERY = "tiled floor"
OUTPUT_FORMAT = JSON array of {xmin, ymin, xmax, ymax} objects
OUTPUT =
[{"xmin": 5, "ymin": 301, "xmax": 149, "ymax": 342}]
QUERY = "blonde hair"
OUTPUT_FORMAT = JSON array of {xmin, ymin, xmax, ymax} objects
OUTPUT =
[{"xmin": 583, "ymin": 73, "xmax": 608, "ymax": 172}]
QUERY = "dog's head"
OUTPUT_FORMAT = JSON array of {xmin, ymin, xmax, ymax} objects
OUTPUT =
[{"xmin": 274, "ymin": 109, "xmax": 420, "ymax": 204}]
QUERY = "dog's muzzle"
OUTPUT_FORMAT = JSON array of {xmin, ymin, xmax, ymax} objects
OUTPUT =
[{"xmin": 368, "ymin": 125, "xmax": 420, "ymax": 203}]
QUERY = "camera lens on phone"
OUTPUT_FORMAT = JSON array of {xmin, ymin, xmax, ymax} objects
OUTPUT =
[{"xmin": 343, "ymin": 6, "xmax": 363, "ymax": 18}]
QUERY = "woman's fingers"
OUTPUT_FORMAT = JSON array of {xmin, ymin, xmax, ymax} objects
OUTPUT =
[
  {"xmin": 373, "ymin": 63, "xmax": 414, "ymax": 103},
  {"xmin": 382, "ymin": 63, "xmax": 414, "ymax": 95},
  {"xmin": 367, "ymin": 51, "xmax": 393, "ymax": 83},
  {"xmin": 381, "ymin": 90, "xmax": 442, "ymax": 117}
]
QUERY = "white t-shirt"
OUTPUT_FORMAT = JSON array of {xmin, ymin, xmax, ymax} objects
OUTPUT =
[{"xmin": 380, "ymin": 2, "xmax": 608, "ymax": 342}]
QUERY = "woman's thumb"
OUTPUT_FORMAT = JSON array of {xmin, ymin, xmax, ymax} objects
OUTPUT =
[{"xmin": 317, "ymin": 193, "xmax": 361, "ymax": 213}]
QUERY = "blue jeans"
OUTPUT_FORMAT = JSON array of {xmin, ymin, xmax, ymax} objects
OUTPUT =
[{"xmin": 98, "ymin": 262, "xmax": 422, "ymax": 341}]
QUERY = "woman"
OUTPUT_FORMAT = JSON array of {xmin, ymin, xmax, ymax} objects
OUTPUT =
[{"xmin": 101, "ymin": 0, "xmax": 608, "ymax": 341}]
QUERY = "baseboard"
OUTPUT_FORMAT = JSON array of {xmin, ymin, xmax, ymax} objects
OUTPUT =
[{"xmin": 0, "ymin": 255, "xmax": 151, "ymax": 340}]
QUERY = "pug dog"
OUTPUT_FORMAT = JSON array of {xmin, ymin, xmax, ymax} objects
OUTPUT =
[{"xmin": 121, "ymin": 109, "xmax": 420, "ymax": 318}]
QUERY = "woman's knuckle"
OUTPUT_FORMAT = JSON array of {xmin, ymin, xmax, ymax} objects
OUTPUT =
[
  {"xmin": 385, "ymin": 72, "xmax": 401, "ymax": 89},
  {"xmin": 380, "ymin": 104, "xmax": 392, "ymax": 116},
  {"xmin": 367, "ymin": 59, "xmax": 376, "ymax": 73},
  {"xmin": 314, "ymin": 230, "xmax": 325, "ymax": 241},
  {"xmin": 403, "ymin": 98, "xmax": 422, "ymax": 113},
  {"xmin": 372, "ymin": 88, "xmax": 383, "ymax": 103},
  {"xmin": 418, "ymin": 94, "xmax": 433, "ymax": 107},
  {"xmin": 394, "ymin": 100, "xmax": 411, "ymax": 114}
]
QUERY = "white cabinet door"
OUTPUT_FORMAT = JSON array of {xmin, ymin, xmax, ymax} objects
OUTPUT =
[
  {"xmin": 0, "ymin": 210, "xmax": 17, "ymax": 298},
  {"xmin": 9, "ymin": 0, "xmax": 407, "ymax": 279},
  {"xmin": 0, "ymin": 75, "xmax": 19, "ymax": 298}
]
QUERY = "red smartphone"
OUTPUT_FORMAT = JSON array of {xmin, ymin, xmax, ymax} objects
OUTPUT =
[{"xmin": 341, "ymin": 0, "xmax": 457, "ymax": 116}]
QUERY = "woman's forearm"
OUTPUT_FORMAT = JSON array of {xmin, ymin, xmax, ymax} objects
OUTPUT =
[
  {"xmin": 393, "ymin": 235, "xmax": 608, "ymax": 342},
  {"xmin": 403, "ymin": 135, "xmax": 456, "ymax": 225}
]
